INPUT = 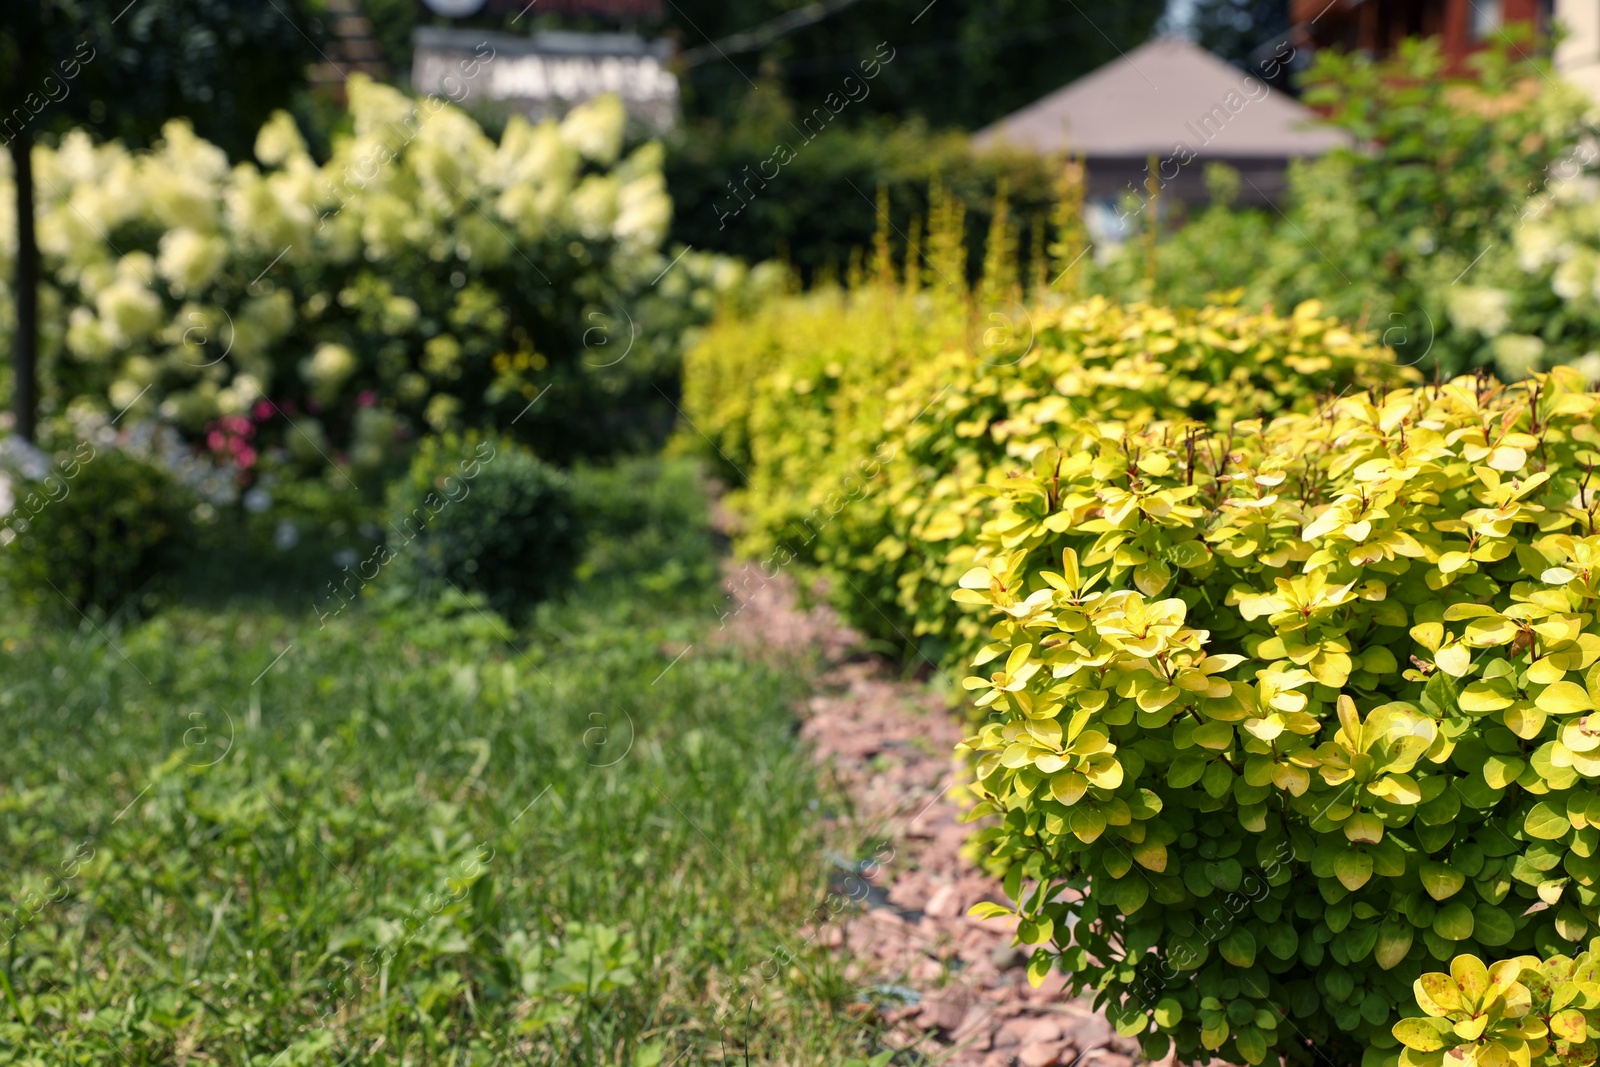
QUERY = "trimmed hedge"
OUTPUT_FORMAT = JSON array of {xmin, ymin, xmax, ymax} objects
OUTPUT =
[
  {"xmin": 954, "ymin": 368, "xmax": 1600, "ymax": 1067},
  {"xmin": 684, "ymin": 281, "xmax": 1415, "ymax": 667}
]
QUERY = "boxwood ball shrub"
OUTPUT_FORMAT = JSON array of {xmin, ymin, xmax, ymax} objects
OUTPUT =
[
  {"xmin": 1, "ymin": 439, "xmax": 193, "ymax": 614},
  {"xmin": 953, "ymin": 369, "xmax": 1600, "ymax": 1067},
  {"xmin": 386, "ymin": 433, "xmax": 581, "ymax": 619}
]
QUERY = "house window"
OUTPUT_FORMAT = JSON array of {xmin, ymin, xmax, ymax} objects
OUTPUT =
[{"xmin": 1469, "ymin": 0, "xmax": 1502, "ymax": 40}]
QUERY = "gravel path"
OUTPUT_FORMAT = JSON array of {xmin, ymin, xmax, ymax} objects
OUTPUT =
[{"xmin": 715, "ymin": 561, "xmax": 1149, "ymax": 1067}]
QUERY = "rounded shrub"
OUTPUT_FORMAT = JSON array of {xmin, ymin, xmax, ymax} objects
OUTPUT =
[
  {"xmin": 386, "ymin": 433, "xmax": 582, "ymax": 619},
  {"xmin": 953, "ymin": 369, "xmax": 1600, "ymax": 1067},
  {"xmin": 1, "ymin": 439, "xmax": 193, "ymax": 614}
]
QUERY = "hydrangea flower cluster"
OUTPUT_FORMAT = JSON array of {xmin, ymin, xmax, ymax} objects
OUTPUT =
[{"xmin": 0, "ymin": 78, "xmax": 721, "ymax": 465}]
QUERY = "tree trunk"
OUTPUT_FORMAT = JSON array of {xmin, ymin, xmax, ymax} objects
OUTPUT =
[{"xmin": 10, "ymin": 128, "xmax": 36, "ymax": 443}]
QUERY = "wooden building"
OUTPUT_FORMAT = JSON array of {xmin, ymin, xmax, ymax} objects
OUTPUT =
[
  {"xmin": 1288, "ymin": 0, "xmax": 1552, "ymax": 67},
  {"xmin": 1289, "ymin": 1, "xmax": 1600, "ymax": 102}
]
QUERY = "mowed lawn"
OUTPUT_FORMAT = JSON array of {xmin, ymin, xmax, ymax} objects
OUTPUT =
[{"xmin": 0, "ymin": 461, "xmax": 881, "ymax": 1066}]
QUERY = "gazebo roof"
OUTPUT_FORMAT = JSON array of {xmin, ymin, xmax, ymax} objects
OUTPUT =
[{"xmin": 971, "ymin": 36, "xmax": 1348, "ymax": 159}]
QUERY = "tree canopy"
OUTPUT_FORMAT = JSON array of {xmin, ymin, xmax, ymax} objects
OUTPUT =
[
  {"xmin": 1, "ymin": 0, "xmax": 323, "ymax": 439},
  {"xmin": 366, "ymin": 0, "xmax": 1167, "ymax": 131},
  {"xmin": 1, "ymin": 0, "xmax": 323, "ymax": 157}
]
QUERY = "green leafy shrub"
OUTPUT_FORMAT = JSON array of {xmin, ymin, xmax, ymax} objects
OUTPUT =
[
  {"xmin": 1, "ymin": 438, "xmax": 193, "ymax": 614},
  {"xmin": 1280, "ymin": 34, "xmax": 1591, "ymax": 380},
  {"xmin": 665, "ymin": 98, "xmax": 1064, "ymax": 285},
  {"xmin": 569, "ymin": 455, "xmax": 718, "ymax": 602},
  {"xmin": 950, "ymin": 368, "xmax": 1600, "ymax": 1067},
  {"xmin": 1393, "ymin": 947, "xmax": 1600, "ymax": 1067},
  {"xmin": 1104, "ymin": 35, "xmax": 1597, "ymax": 380},
  {"xmin": 385, "ymin": 433, "xmax": 581, "ymax": 619}
]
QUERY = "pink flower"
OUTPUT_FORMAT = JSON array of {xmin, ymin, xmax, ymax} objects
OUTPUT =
[
  {"xmin": 357, "ymin": 390, "xmax": 377, "ymax": 408},
  {"xmin": 254, "ymin": 400, "xmax": 275, "ymax": 421},
  {"xmin": 237, "ymin": 447, "xmax": 258, "ymax": 469},
  {"xmin": 207, "ymin": 430, "xmax": 225, "ymax": 451}
]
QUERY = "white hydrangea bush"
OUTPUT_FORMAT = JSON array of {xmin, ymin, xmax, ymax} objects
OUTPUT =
[
  {"xmin": 0, "ymin": 77, "xmax": 702, "ymax": 468},
  {"xmin": 1449, "ymin": 160, "xmax": 1600, "ymax": 382}
]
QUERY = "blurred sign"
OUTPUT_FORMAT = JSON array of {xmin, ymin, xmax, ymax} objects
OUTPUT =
[
  {"xmin": 412, "ymin": 28, "xmax": 678, "ymax": 128},
  {"xmin": 420, "ymin": 0, "xmax": 487, "ymax": 15},
  {"xmin": 477, "ymin": 0, "xmax": 664, "ymax": 15}
]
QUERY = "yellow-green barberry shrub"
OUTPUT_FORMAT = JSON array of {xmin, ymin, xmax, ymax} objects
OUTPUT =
[
  {"xmin": 1393, "ymin": 943, "xmax": 1600, "ymax": 1067},
  {"xmin": 954, "ymin": 369, "xmax": 1600, "ymax": 1067},
  {"xmin": 684, "ymin": 289, "xmax": 1415, "ymax": 668}
]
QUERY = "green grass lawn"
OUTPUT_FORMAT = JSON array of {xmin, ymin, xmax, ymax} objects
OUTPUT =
[{"xmin": 0, "ymin": 460, "xmax": 885, "ymax": 1066}]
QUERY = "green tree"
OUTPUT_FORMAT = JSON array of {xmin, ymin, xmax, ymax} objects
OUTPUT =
[
  {"xmin": 1279, "ymin": 33, "xmax": 1591, "ymax": 375},
  {"xmin": 0, "ymin": 0, "xmax": 322, "ymax": 440},
  {"xmin": 1180, "ymin": 0, "xmax": 1291, "ymax": 85},
  {"xmin": 347, "ymin": 0, "xmax": 1168, "ymax": 276},
  {"xmin": 364, "ymin": 0, "xmax": 1167, "ymax": 131},
  {"xmin": 1114, "ymin": 32, "xmax": 1597, "ymax": 378},
  {"xmin": 669, "ymin": 0, "xmax": 1166, "ymax": 131}
]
